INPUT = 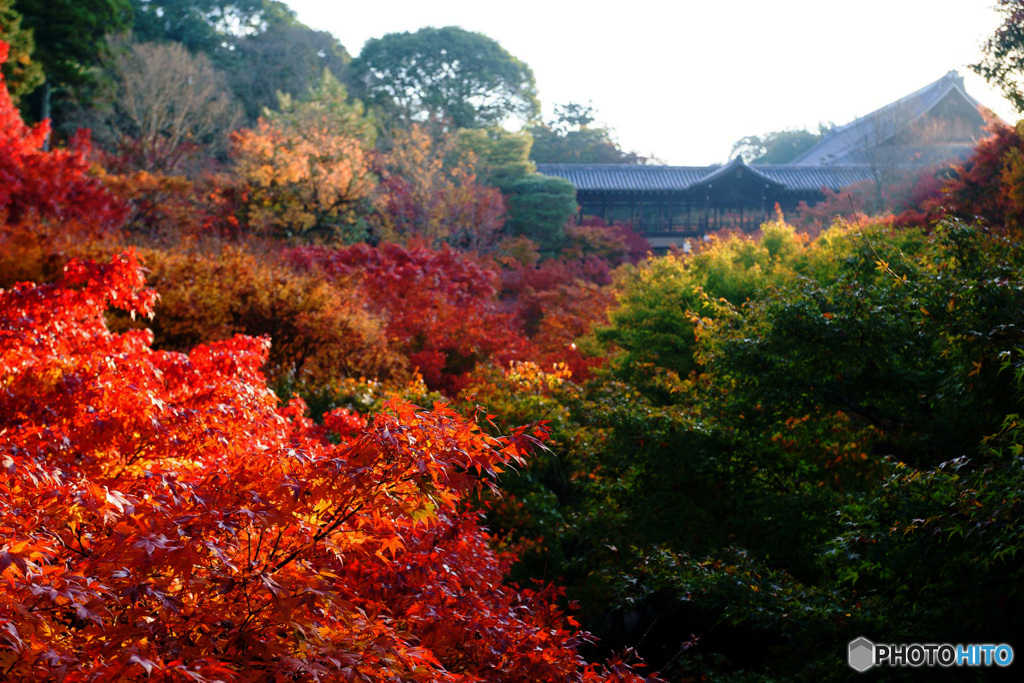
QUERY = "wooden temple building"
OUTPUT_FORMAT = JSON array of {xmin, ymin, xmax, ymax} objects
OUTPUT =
[
  {"xmin": 537, "ymin": 160, "xmax": 874, "ymax": 245},
  {"xmin": 538, "ymin": 71, "xmax": 995, "ymax": 247}
]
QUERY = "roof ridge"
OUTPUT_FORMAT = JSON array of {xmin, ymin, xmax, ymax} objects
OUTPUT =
[
  {"xmin": 828, "ymin": 71, "xmax": 962, "ymax": 136},
  {"xmin": 790, "ymin": 71, "xmax": 976, "ymax": 165}
]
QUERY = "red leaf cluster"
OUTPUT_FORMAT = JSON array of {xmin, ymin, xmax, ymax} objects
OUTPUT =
[
  {"xmin": 0, "ymin": 62, "xmax": 123, "ymax": 232},
  {"xmin": 924, "ymin": 121, "xmax": 1024, "ymax": 230},
  {"xmin": 0, "ymin": 252, "xmax": 648, "ymax": 681},
  {"xmin": 500, "ymin": 255, "xmax": 618, "ymax": 380},
  {"xmin": 287, "ymin": 243, "xmax": 529, "ymax": 394},
  {"xmin": 0, "ymin": 41, "xmax": 127, "ymax": 285}
]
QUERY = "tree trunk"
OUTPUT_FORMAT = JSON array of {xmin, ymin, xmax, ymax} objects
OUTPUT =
[{"xmin": 39, "ymin": 80, "xmax": 51, "ymax": 150}]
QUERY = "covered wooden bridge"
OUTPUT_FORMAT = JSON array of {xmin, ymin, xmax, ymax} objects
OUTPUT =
[{"xmin": 537, "ymin": 158, "xmax": 874, "ymax": 244}]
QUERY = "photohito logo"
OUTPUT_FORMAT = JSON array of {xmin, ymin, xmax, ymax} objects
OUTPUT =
[
  {"xmin": 848, "ymin": 637, "xmax": 875, "ymax": 672},
  {"xmin": 848, "ymin": 637, "xmax": 1014, "ymax": 671}
]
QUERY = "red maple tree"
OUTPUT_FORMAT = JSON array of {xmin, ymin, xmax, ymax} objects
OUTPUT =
[
  {"xmin": 0, "ymin": 41, "xmax": 127, "ymax": 285},
  {"xmin": 287, "ymin": 242, "xmax": 531, "ymax": 394},
  {"xmin": 0, "ymin": 250, "xmax": 647, "ymax": 681}
]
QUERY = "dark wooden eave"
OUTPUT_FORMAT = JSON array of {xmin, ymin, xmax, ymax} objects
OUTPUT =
[{"xmin": 536, "ymin": 159, "xmax": 875, "ymax": 195}]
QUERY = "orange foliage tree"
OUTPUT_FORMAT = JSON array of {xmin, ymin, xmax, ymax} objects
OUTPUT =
[
  {"xmin": 231, "ymin": 72, "xmax": 376, "ymax": 242},
  {"xmin": 96, "ymin": 168, "xmax": 244, "ymax": 241},
  {"xmin": 0, "ymin": 251, "xmax": 648, "ymax": 682},
  {"xmin": 137, "ymin": 245, "xmax": 406, "ymax": 387}
]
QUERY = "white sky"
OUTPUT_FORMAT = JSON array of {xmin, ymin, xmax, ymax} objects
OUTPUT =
[{"xmin": 284, "ymin": 0, "xmax": 1017, "ymax": 165}]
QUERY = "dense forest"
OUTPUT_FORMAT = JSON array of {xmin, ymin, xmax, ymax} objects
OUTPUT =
[{"xmin": 2, "ymin": 0, "xmax": 1024, "ymax": 680}]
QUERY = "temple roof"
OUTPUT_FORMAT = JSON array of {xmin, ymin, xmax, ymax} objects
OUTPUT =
[
  {"xmin": 537, "ymin": 72, "xmax": 995, "ymax": 196},
  {"xmin": 790, "ymin": 71, "xmax": 990, "ymax": 166},
  {"xmin": 686, "ymin": 156, "xmax": 787, "ymax": 190},
  {"xmin": 536, "ymin": 164, "xmax": 709, "ymax": 191},
  {"xmin": 536, "ymin": 160, "xmax": 875, "ymax": 193}
]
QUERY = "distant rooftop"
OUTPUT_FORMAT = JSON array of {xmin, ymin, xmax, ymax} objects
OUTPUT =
[{"xmin": 791, "ymin": 70, "xmax": 993, "ymax": 166}]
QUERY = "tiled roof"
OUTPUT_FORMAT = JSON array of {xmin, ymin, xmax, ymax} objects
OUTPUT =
[
  {"xmin": 686, "ymin": 156, "xmax": 786, "ymax": 189},
  {"xmin": 791, "ymin": 71, "xmax": 988, "ymax": 166},
  {"xmin": 535, "ymin": 164, "xmax": 708, "ymax": 191},
  {"xmin": 536, "ymin": 161, "xmax": 875, "ymax": 193},
  {"xmin": 754, "ymin": 165, "xmax": 876, "ymax": 191}
]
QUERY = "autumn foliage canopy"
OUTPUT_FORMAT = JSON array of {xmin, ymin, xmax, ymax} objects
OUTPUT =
[
  {"xmin": 0, "ymin": 250, "xmax": 642, "ymax": 681},
  {"xmin": 6, "ymin": 14, "xmax": 1024, "ymax": 678},
  {"xmin": 287, "ymin": 243, "xmax": 528, "ymax": 393},
  {"xmin": 0, "ymin": 38, "xmax": 646, "ymax": 681}
]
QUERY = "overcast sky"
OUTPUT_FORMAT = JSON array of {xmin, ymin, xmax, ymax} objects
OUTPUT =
[{"xmin": 284, "ymin": 0, "xmax": 1017, "ymax": 165}]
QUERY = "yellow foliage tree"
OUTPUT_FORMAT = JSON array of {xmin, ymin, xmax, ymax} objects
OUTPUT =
[{"xmin": 232, "ymin": 71, "xmax": 376, "ymax": 242}]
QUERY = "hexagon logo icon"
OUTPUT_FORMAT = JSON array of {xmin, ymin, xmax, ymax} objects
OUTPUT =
[{"xmin": 849, "ymin": 637, "xmax": 875, "ymax": 672}]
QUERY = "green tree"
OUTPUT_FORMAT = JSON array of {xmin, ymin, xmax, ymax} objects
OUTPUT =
[
  {"xmin": 973, "ymin": 0, "xmax": 1024, "ymax": 112},
  {"xmin": 353, "ymin": 26, "xmax": 539, "ymax": 129},
  {"xmin": 730, "ymin": 126, "xmax": 829, "ymax": 164},
  {"xmin": 501, "ymin": 174, "xmax": 577, "ymax": 249},
  {"xmin": 129, "ymin": 0, "xmax": 292, "ymax": 55},
  {"xmin": 455, "ymin": 126, "xmax": 534, "ymax": 185},
  {"xmin": 598, "ymin": 219, "xmax": 809, "ymax": 392},
  {"xmin": 0, "ymin": 0, "xmax": 43, "ymax": 104},
  {"xmin": 481, "ymin": 218, "xmax": 1024, "ymax": 679},
  {"xmin": 16, "ymin": 0, "xmax": 132, "ymax": 122},
  {"xmin": 528, "ymin": 102, "xmax": 643, "ymax": 164},
  {"xmin": 454, "ymin": 127, "xmax": 575, "ymax": 251},
  {"xmin": 223, "ymin": 21, "xmax": 350, "ymax": 123}
]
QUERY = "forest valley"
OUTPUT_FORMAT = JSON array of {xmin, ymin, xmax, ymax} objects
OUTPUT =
[{"xmin": 3, "ymin": 2, "xmax": 1024, "ymax": 681}]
